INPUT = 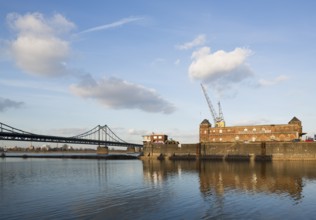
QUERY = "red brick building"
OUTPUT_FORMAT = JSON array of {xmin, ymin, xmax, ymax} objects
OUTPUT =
[
  {"xmin": 200, "ymin": 117, "xmax": 303, "ymax": 143},
  {"xmin": 143, "ymin": 133, "xmax": 168, "ymax": 144}
]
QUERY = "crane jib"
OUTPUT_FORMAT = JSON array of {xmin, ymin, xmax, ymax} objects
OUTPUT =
[{"xmin": 200, "ymin": 83, "xmax": 225, "ymax": 127}]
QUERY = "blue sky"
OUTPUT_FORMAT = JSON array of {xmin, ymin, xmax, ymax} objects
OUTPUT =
[{"xmin": 1, "ymin": 0, "xmax": 316, "ymax": 144}]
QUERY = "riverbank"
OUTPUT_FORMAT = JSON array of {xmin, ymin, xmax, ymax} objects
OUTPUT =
[
  {"xmin": 1, "ymin": 152, "xmax": 140, "ymax": 160},
  {"xmin": 142, "ymin": 142, "xmax": 316, "ymax": 161}
]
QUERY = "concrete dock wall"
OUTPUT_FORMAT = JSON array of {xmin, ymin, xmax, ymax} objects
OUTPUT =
[
  {"xmin": 142, "ymin": 142, "xmax": 316, "ymax": 160},
  {"xmin": 143, "ymin": 143, "xmax": 199, "ymax": 156}
]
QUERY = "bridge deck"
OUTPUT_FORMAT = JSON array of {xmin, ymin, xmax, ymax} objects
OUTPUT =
[{"xmin": 0, "ymin": 132, "xmax": 143, "ymax": 148}]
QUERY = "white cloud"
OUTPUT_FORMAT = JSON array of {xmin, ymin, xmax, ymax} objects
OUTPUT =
[
  {"xmin": 189, "ymin": 47, "xmax": 252, "ymax": 81},
  {"xmin": 78, "ymin": 16, "xmax": 144, "ymax": 34},
  {"xmin": 50, "ymin": 14, "xmax": 76, "ymax": 34},
  {"xmin": 258, "ymin": 75, "xmax": 289, "ymax": 87},
  {"xmin": 176, "ymin": 34, "xmax": 206, "ymax": 50},
  {"xmin": 69, "ymin": 74, "xmax": 176, "ymax": 114},
  {"xmin": 7, "ymin": 12, "xmax": 75, "ymax": 77},
  {"xmin": 0, "ymin": 97, "xmax": 24, "ymax": 112},
  {"xmin": 189, "ymin": 46, "xmax": 253, "ymax": 96}
]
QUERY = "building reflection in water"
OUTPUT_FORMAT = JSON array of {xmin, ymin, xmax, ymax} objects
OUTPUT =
[
  {"xmin": 142, "ymin": 160, "xmax": 316, "ymax": 201},
  {"xmin": 142, "ymin": 160, "xmax": 198, "ymax": 186},
  {"xmin": 198, "ymin": 161, "xmax": 308, "ymax": 201}
]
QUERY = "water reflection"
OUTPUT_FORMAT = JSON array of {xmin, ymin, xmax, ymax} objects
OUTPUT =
[
  {"xmin": 142, "ymin": 160, "xmax": 316, "ymax": 202},
  {"xmin": 199, "ymin": 161, "xmax": 308, "ymax": 201},
  {"xmin": 142, "ymin": 160, "xmax": 198, "ymax": 186}
]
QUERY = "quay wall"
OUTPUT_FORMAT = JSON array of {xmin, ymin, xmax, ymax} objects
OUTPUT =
[
  {"xmin": 142, "ymin": 142, "xmax": 316, "ymax": 160},
  {"xmin": 143, "ymin": 143, "xmax": 199, "ymax": 157}
]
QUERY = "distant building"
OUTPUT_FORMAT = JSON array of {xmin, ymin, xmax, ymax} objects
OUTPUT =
[
  {"xmin": 143, "ymin": 133, "xmax": 168, "ymax": 144},
  {"xmin": 200, "ymin": 117, "xmax": 303, "ymax": 143}
]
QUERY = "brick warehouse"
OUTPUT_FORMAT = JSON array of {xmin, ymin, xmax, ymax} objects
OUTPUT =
[{"xmin": 199, "ymin": 117, "xmax": 303, "ymax": 143}]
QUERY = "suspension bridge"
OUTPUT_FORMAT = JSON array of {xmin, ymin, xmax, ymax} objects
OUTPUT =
[{"xmin": 0, "ymin": 122, "xmax": 143, "ymax": 148}]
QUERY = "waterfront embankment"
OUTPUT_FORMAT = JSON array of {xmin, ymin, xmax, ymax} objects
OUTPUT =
[{"xmin": 142, "ymin": 142, "xmax": 316, "ymax": 161}]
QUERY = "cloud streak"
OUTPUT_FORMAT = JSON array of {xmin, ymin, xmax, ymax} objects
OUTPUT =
[
  {"xmin": 0, "ymin": 79, "xmax": 67, "ymax": 93},
  {"xmin": 232, "ymin": 118, "xmax": 270, "ymax": 126},
  {"xmin": 0, "ymin": 97, "xmax": 24, "ymax": 112},
  {"xmin": 78, "ymin": 16, "xmax": 144, "ymax": 34},
  {"xmin": 69, "ymin": 74, "xmax": 176, "ymax": 114},
  {"xmin": 258, "ymin": 75, "xmax": 289, "ymax": 87},
  {"xmin": 176, "ymin": 34, "xmax": 206, "ymax": 50},
  {"xmin": 47, "ymin": 128, "xmax": 88, "ymax": 136}
]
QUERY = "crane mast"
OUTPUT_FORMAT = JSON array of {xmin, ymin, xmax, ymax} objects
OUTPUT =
[
  {"xmin": 200, "ymin": 83, "xmax": 225, "ymax": 127},
  {"xmin": 218, "ymin": 101, "xmax": 224, "ymax": 122}
]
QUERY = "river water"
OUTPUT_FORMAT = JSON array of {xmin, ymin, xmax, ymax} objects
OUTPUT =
[{"xmin": 1, "ymin": 158, "xmax": 316, "ymax": 219}]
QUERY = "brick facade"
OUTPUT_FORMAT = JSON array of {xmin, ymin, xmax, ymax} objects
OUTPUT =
[
  {"xmin": 200, "ymin": 117, "xmax": 303, "ymax": 143},
  {"xmin": 143, "ymin": 133, "xmax": 168, "ymax": 144}
]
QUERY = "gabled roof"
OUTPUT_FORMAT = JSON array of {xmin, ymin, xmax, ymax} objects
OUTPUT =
[
  {"xmin": 289, "ymin": 116, "xmax": 301, "ymax": 124},
  {"xmin": 200, "ymin": 119, "xmax": 211, "ymax": 125}
]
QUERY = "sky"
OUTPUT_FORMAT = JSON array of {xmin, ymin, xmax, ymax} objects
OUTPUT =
[{"xmin": 1, "ymin": 0, "xmax": 316, "ymax": 145}]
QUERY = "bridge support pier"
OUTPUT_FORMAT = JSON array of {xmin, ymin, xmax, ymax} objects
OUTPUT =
[
  {"xmin": 97, "ymin": 146, "xmax": 109, "ymax": 154},
  {"xmin": 127, "ymin": 147, "xmax": 135, "ymax": 153}
]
